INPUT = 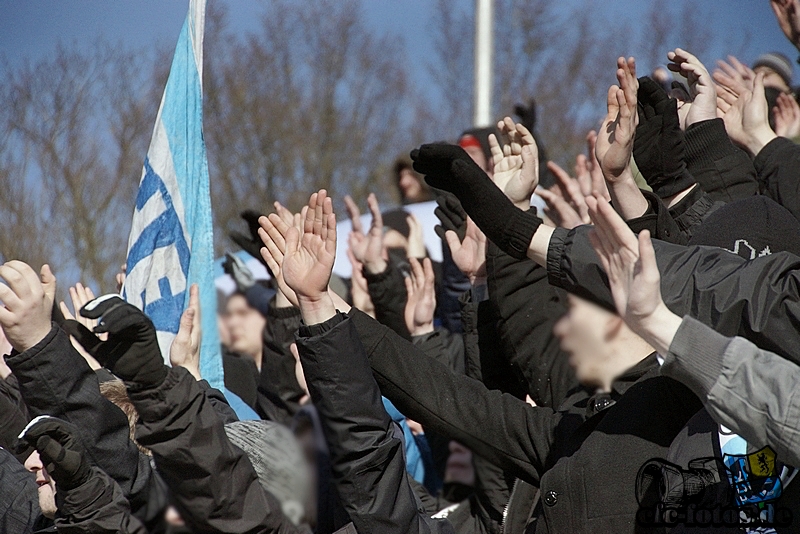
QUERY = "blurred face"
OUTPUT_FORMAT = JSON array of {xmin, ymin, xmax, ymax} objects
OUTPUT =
[
  {"xmin": 25, "ymin": 451, "xmax": 57, "ymax": 519},
  {"xmin": 444, "ymin": 441, "xmax": 475, "ymax": 486},
  {"xmin": 754, "ymin": 66, "xmax": 790, "ymax": 93},
  {"xmin": 463, "ymin": 146, "xmax": 491, "ymax": 176},
  {"xmin": 398, "ymin": 169, "xmax": 424, "ymax": 202},
  {"xmin": 224, "ymin": 294, "xmax": 266, "ymax": 361},
  {"xmin": 553, "ymin": 294, "xmax": 617, "ymax": 388}
]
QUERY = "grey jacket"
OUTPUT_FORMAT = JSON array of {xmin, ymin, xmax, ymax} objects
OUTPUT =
[{"xmin": 664, "ymin": 315, "xmax": 800, "ymax": 468}]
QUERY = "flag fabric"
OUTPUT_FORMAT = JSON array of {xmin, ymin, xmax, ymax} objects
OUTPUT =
[{"xmin": 122, "ymin": 0, "xmax": 224, "ymax": 390}]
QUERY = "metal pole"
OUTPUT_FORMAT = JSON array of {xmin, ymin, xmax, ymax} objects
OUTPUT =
[{"xmin": 473, "ymin": 0, "xmax": 493, "ymax": 127}]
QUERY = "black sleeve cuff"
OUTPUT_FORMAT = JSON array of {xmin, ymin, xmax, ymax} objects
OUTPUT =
[
  {"xmin": 685, "ymin": 119, "xmax": 740, "ymax": 167},
  {"xmin": 298, "ymin": 312, "xmax": 347, "ymax": 338}
]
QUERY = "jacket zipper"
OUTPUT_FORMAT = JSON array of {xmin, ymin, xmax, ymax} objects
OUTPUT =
[{"xmin": 501, "ymin": 478, "xmax": 519, "ymax": 534}]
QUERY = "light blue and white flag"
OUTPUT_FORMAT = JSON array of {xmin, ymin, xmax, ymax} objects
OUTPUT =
[{"xmin": 122, "ymin": 0, "xmax": 224, "ymax": 390}]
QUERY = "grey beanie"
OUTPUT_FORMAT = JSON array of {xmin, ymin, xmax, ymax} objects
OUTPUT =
[
  {"xmin": 754, "ymin": 52, "xmax": 793, "ymax": 87},
  {"xmin": 224, "ymin": 420, "xmax": 311, "ymax": 526}
]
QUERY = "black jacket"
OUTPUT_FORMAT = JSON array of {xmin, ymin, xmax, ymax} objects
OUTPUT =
[
  {"xmin": 546, "ymin": 225, "xmax": 800, "ymax": 365},
  {"xmin": 683, "ymin": 118, "xmax": 759, "ymax": 203},
  {"xmin": 486, "ymin": 241, "xmax": 577, "ymax": 409},
  {"xmin": 349, "ymin": 308, "xmax": 702, "ymax": 533},
  {"xmin": 5, "ymin": 325, "xmax": 168, "ymax": 531},
  {"xmin": 53, "ymin": 467, "xmax": 147, "ymax": 534},
  {"xmin": 0, "ymin": 446, "xmax": 40, "ymax": 534},
  {"xmin": 260, "ymin": 301, "xmax": 306, "ymax": 417},
  {"xmin": 296, "ymin": 312, "xmax": 453, "ymax": 534},
  {"xmin": 364, "ymin": 261, "xmax": 412, "ymax": 340},
  {"xmin": 754, "ymin": 136, "xmax": 800, "ymax": 220},
  {"xmin": 131, "ymin": 365, "xmax": 311, "ymax": 533}
]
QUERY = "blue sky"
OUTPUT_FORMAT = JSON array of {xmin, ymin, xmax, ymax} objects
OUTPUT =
[{"xmin": 2, "ymin": 1, "xmax": 797, "ymax": 83}]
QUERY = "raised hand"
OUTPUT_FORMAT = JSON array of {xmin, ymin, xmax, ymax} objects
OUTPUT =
[
  {"xmin": 771, "ymin": 0, "xmax": 800, "ymax": 50},
  {"xmin": 169, "ymin": 284, "xmax": 202, "ymax": 380},
  {"xmin": 540, "ymin": 160, "xmax": 591, "ymax": 229},
  {"xmin": 345, "ymin": 248, "xmax": 375, "ymax": 317},
  {"xmin": 488, "ymin": 116, "xmax": 539, "ymax": 210},
  {"xmin": 774, "ymin": 92, "xmax": 800, "ymax": 138},
  {"xmin": 258, "ymin": 212, "xmax": 301, "ymax": 308},
  {"xmin": 404, "ymin": 257, "xmax": 436, "ymax": 336},
  {"xmin": 282, "ymin": 190, "xmax": 338, "ymax": 324},
  {"xmin": 714, "ymin": 55, "xmax": 756, "ymax": 98},
  {"xmin": 667, "ymin": 48, "xmax": 717, "ymax": 127},
  {"xmin": 717, "ymin": 72, "xmax": 777, "ymax": 156},
  {"xmin": 585, "ymin": 131, "xmax": 610, "ymax": 201},
  {"xmin": 65, "ymin": 296, "xmax": 168, "ymax": 389},
  {"xmin": 585, "ymin": 194, "xmax": 681, "ymax": 354},
  {"xmin": 444, "ymin": 217, "xmax": 487, "ymax": 285},
  {"xmin": 59, "ymin": 283, "xmax": 103, "ymax": 370},
  {"xmin": 406, "ymin": 214, "xmax": 427, "ymax": 259},
  {"xmin": 0, "ymin": 262, "xmax": 56, "ymax": 352},
  {"xmin": 596, "ymin": 57, "xmax": 639, "ymax": 182},
  {"xmin": 345, "ymin": 194, "xmax": 387, "ymax": 274},
  {"xmin": 16, "ymin": 416, "xmax": 91, "ymax": 491}
]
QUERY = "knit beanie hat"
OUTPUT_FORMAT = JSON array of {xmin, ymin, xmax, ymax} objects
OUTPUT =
[
  {"xmin": 754, "ymin": 52, "xmax": 793, "ymax": 87},
  {"xmin": 224, "ymin": 420, "xmax": 311, "ymax": 526},
  {"xmin": 688, "ymin": 196, "xmax": 800, "ymax": 258},
  {"xmin": 458, "ymin": 127, "xmax": 495, "ymax": 165}
]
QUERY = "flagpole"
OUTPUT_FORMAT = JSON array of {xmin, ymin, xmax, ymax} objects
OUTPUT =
[{"xmin": 473, "ymin": 0, "xmax": 493, "ymax": 128}]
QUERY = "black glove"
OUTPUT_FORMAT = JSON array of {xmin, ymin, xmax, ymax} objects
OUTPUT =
[
  {"xmin": 434, "ymin": 191, "xmax": 467, "ymax": 242},
  {"xmin": 16, "ymin": 417, "xmax": 91, "ymax": 491},
  {"xmin": 634, "ymin": 76, "xmax": 695, "ymax": 198},
  {"xmin": 62, "ymin": 296, "xmax": 168, "ymax": 390},
  {"xmin": 514, "ymin": 98, "xmax": 537, "ymax": 134},
  {"xmin": 223, "ymin": 252, "xmax": 256, "ymax": 292},
  {"xmin": 411, "ymin": 144, "xmax": 541, "ymax": 259}
]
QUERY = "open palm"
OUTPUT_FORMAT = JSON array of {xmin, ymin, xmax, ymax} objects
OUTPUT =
[
  {"xmin": 490, "ymin": 117, "xmax": 539, "ymax": 210},
  {"xmin": 283, "ymin": 190, "xmax": 337, "ymax": 302}
]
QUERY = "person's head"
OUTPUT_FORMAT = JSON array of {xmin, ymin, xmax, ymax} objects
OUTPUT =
[
  {"xmin": 225, "ymin": 420, "xmax": 312, "ymax": 526},
  {"xmin": 223, "ymin": 293, "xmax": 266, "ymax": 362},
  {"xmin": 553, "ymin": 294, "xmax": 652, "ymax": 391},
  {"xmin": 24, "ymin": 451, "xmax": 57, "ymax": 519},
  {"xmin": 753, "ymin": 52, "xmax": 793, "ymax": 93},
  {"xmin": 444, "ymin": 440, "xmax": 475, "ymax": 487},
  {"xmin": 394, "ymin": 156, "xmax": 431, "ymax": 204},
  {"xmin": 458, "ymin": 127, "xmax": 495, "ymax": 177},
  {"xmin": 99, "ymin": 377, "xmax": 150, "ymax": 455}
]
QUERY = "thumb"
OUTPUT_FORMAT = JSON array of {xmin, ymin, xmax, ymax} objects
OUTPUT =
[
  {"xmin": 40, "ymin": 265, "xmax": 56, "ymax": 304},
  {"xmin": 638, "ymin": 230, "xmax": 660, "ymax": 283},
  {"xmin": 62, "ymin": 320, "xmax": 104, "ymax": 357}
]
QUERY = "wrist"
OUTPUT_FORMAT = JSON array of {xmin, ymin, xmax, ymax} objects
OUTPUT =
[
  {"xmin": 274, "ymin": 289, "xmax": 294, "ymax": 309},
  {"xmin": 411, "ymin": 322, "xmax": 435, "ymax": 336},
  {"xmin": 629, "ymin": 302, "xmax": 683, "ymax": 356},
  {"xmin": 363, "ymin": 258, "xmax": 388, "ymax": 275},
  {"xmin": 513, "ymin": 196, "xmax": 532, "ymax": 211},
  {"xmin": 745, "ymin": 127, "xmax": 778, "ymax": 157},
  {"xmin": 16, "ymin": 324, "xmax": 54, "ymax": 353},
  {"xmin": 298, "ymin": 294, "xmax": 337, "ymax": 325}
]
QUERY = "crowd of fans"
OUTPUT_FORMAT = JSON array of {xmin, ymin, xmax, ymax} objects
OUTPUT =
[{"xmin": 6, "ymin": 1, "xmax": 800, "ymax": 532}]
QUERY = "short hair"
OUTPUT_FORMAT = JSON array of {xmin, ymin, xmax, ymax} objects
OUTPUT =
[{"xmin": 99, "ymin": 379, "xmax": 151, "ymax": 456}]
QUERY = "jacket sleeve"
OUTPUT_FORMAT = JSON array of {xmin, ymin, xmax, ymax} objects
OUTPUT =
[
  {"xmin": 662, "ymin": 316, "xmax": 800, "ymax": 467},
  {"xmin": 486, "ymin": 241, "xmax": 577, "ymax": 408},
  {"xmin": 684, "ymin": 118, "xmax": 759, "ymax": 202},
  {"xmin": 754, "ymin": 136, "xmax": 800, "ymax": 219},
  {"xmin": 4, "ymin": 325, "xmax": 168, "ymax": 527},
  {"xmin": 55, "ymin": 467, "xmax": 147, "ymax": 534},
  {"xmin": 296, "ymin": 313, "xmax": 453, "ymax": 534},
  {"xmin": 412, "ymin": 328, "xmax": 465, "ymax": 375},
  {"xmin": 365, "ymin": 262, "xmax": 412, "ymax": 340},
  {"xmin": 0, "ymin": 375, "xmax": 29, "ymax": 455},
  {"xmin": 0, "ymin": 446, "xmax": 40, "ymax": 534},
  {"xmin": 626, "ymin": 190, "xmax": 687, "ymax": 244},
  {"xmin": 350, "ymin": 308, "xmax": 559, "ymax": 486},
  {"xmin": 547, "ymin": 225, "xmax": 800, "ymax": 364},
  {"xmin": 131, "ymin": 366, "xmax": 304, "ymax": 534},
  {"xmin": 261, "ymin": 301, "xmax": 305, "ymax": 416}
]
